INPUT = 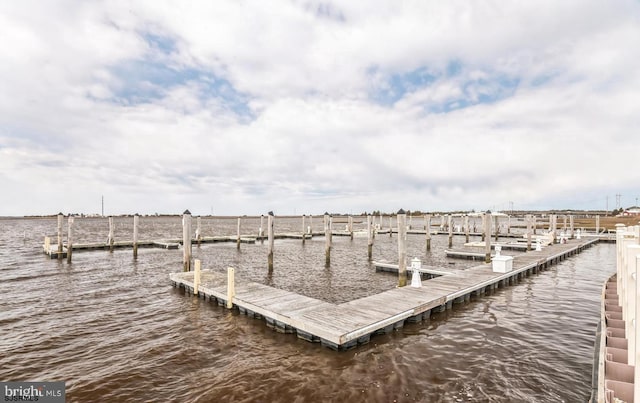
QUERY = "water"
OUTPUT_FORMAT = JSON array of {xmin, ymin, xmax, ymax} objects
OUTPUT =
[{"xmin": 0, "ymin": 216, "xmax": 614, "ymax": 402}]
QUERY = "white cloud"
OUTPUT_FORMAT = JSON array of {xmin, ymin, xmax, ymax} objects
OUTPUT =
[{"xmin": 0, "ymin": 0, "xmax": 639, "ymax": 215}]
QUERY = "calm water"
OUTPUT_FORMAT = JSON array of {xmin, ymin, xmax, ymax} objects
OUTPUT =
[{"xmin": 0, "ymin": 216, "xmax": 614, "ymax": 402}]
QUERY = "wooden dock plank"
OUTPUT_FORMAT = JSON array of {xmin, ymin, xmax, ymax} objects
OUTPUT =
[{"xmin": 170, "ymin": 237, "xmax": 599, "ymax": 349}]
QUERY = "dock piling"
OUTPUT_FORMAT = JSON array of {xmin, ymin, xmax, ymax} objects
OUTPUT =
[
  {"xmin": 325, "ymin": 213, "xmax": 332, "ymax": 267},
  {"xmin": 237, "ymin": 217, "xmax": 241, "ymax": 250},
  {"xmin": 526, "ymin": 214, "xmax": 532, "ymax": 251},
  {"xmin": 302, "ymin": 215, "xmax": 306, "ymax": 244},
  {"xmin": 267, "ymin": 212, "xmax": 274, "ymax": 271},
  {"xmin": 425, "ymin": 214, "xmax": 431, "ymax": 251},
  {"xmin": 397, "ymin": 209, "xmax": 407, "ymax": 287},
  {"xmin": 569, "ymin": 215, "xmax": 575, "ymax": 239},
  {"xmin": 227, "ymin": 267, "xmax": 235, "ymax": 309},
  {"xmin": 448, "ymin": 214, "xmax": 453, "ymax": 248},
  {"xmin": 196, "ymin": 216, "xmax": 202, "ymax": 245},
  {"xmin": 183, "ymin": 210, "xmax": 192, "ymax": 272},
  {"xmin": 66, "ymin": 215, "xmax": 74, "ymax": 263},
  {"xmin": 464, "ymin": 215, "xmax": 469, "ymax": 243},
  {"xmin": 367, "ymin": 215, "xmax": 373, "ymax": 261},
  {"xmin": 108, "ymin": 216, "xmax": 114, "ymax": 252},
  {"xmin": 57, "ymin": 213, "xmax": 63, "ymax": 260},
  {"xmin": 485, "ymin": 211, "xmax": 492, "ymax": 264},
  {"xmin": 259, "ymin": 214, "xmax": 264, "ymax": 243},
  {"xmin": 194, "ymin": 259, "xmax": 201, "ymax": 295},
  {"xmin": 133, "ymin": 214, "xmax": 139, "ymax": 259}
]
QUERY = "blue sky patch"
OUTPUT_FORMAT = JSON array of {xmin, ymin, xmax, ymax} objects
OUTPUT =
[
  {"xmin": 99, "ymin": 31, "xmax": 254, "ymax": 119},
  {"xmin": 369, "ymin": 62, "xmax": 520, "ymax": 113},
  {"xmin": 368, "ymin": 66, "xmax": 438, "ymax": 105}
]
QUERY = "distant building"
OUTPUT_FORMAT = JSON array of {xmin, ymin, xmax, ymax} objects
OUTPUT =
[{"xmin": 622, "ymin": 207, "xmax": 640, "ymax": 216}]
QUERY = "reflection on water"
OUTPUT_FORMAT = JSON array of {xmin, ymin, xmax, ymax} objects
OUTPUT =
[{"xmin": 0, "ymin": 217, "xmax": 613, "ymax": 402}]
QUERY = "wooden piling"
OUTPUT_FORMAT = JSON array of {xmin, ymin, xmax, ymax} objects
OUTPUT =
[
  {"xmin": 397, "ymin": 209, "xmax": 407, "ymax": 287},
  {"xmin": 236, "ymin": 217, "xmax": 241, "ymax": 250},
  {"xmin": 260, "ymin": 215, "xmax": 264, "ymax": 243},
  {"xmin": 596, "ymin": 215, "xmax": 600, "ymax": 234},
  {"xmin": 425, "ymin": 214, "xmax": 431, "ymax": 251},
  {"xmin": 485, "ymin": 212, "xmax": 492, "ymax": 264},
  {"xmin": 447, "ymin": 214, "xmax": 453, "ymax": 248},
  {"xmin": 464, "ymin": 215, "xmax": 470, "ymax": 243},
  {"xmin": 133, "ymin": 214, "xmax": 139, "ymax": 259},
  {"xmin": 507, "ymin": 215, "xmax": 511, "ymax": 234},
  {"xmin": 367, "ymin": 215, "xmax": 373, "ymax": 261},
  {"xmin": 108, "ymin": 216, "xmax": 114, "ymax": 252},
  {"xmin": 526, "ymin": 214, "xmax": 532, "ymax": 251},
  {"xmin": 66, "ymin": 215, "xmax": 74, "ymax": 263},
  {"xmin": 57, "ymin": 213, "xmax": 63, "ymax": 260},
  {"xmin": 196, "ymin": 216, "xmax": 202, "ymax": 245},
  {"xmin": 302, "ymin": 215, "xmax": 306, "ymax": 244},
  {"xmin": 532, "ymin": 215, "xmax": 537, "ymax": 235},
  {"xmin": 569, "ymin": 215, "xmax": 575, "ymax": 238},
  {"xmin": 227, "ymin": 267, "xmax": 235, "ymax": 309},
  {"xmin": 325, "ymin": 213, "xmax": 332, "ymax": 267},
  {"xmin": 268, "ymin": 212, "xmax": 274, "ymax": 271},
  {"xmin": 494, "ymin": 214, "xmax": 499, "ymax": 241},
  {"xmin": 194, "ymin": 259, "xmax": 201, "ymax": 295},
  {"xmin": 389, "ymin": 216, "xmax": 393, "ymax": 237},
  {"xmin": 183, "ymin": 210, "xmax": 192, "ymax": 272},
  {"xmin": 348, "ymin": 216, "xmax": 354, "ymax": 240}
]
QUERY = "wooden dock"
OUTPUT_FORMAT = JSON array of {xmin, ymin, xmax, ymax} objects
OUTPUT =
[{"xmin": 170, "ymin": 237, "xmax": 599, "ymax": 350}]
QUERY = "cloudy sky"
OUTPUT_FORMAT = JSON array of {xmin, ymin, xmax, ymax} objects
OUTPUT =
[{"xmin": 1, "ymin": 1, "xmax": 639, "ymax": 216}]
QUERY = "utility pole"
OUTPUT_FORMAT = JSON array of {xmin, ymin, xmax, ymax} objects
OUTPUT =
[
  {"xmin": 101, "ymin": 195, "xmax": 104, "ymax": 217},
  {"xmin": 616, "ymin": 194, "xmax": 622, "ymax": 210},
  {"xmin": 606, "ymin": 196, "xmax": 609, "ymax": 216}
]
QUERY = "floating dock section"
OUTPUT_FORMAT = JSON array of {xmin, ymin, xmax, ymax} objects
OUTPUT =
[{"xmin": 171, "ymin": 238, "xmax": 598, "ymax": 350}]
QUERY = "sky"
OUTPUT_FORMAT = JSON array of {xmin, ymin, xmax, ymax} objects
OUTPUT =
[{"xmin": 1, "ymin": 1, "xmax": 639, "ymax": 216}]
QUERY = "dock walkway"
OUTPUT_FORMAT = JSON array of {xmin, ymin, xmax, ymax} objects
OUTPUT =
[{"xmin": 170, "ymin": 237, "xmax": 599, "ymax": 350}]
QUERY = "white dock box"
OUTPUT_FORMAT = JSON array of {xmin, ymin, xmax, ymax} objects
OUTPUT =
[{"xmin": 492, "ymin": 255, "xmax": 513, "ymax": 273}]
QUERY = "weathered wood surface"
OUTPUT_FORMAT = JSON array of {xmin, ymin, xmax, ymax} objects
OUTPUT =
[{"xmin": 171, "ymin": 237, "xmax": 599, "ymax": 349}]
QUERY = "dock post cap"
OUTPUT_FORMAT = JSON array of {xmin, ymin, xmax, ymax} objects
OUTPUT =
[
  {"xmin": 183, "ymin": 209, "xmax": 191, "ymax": 215},
  {"xmin": 268, "ymin": 211, "xmax": 274, "ymax": 216},
  {"xmin": 58, "ymin": 212, "xmax": 64, "ymax": 216},
  {"xmin": 397, "ymin": 208, "xmax": 406, "ymax": 215}
]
